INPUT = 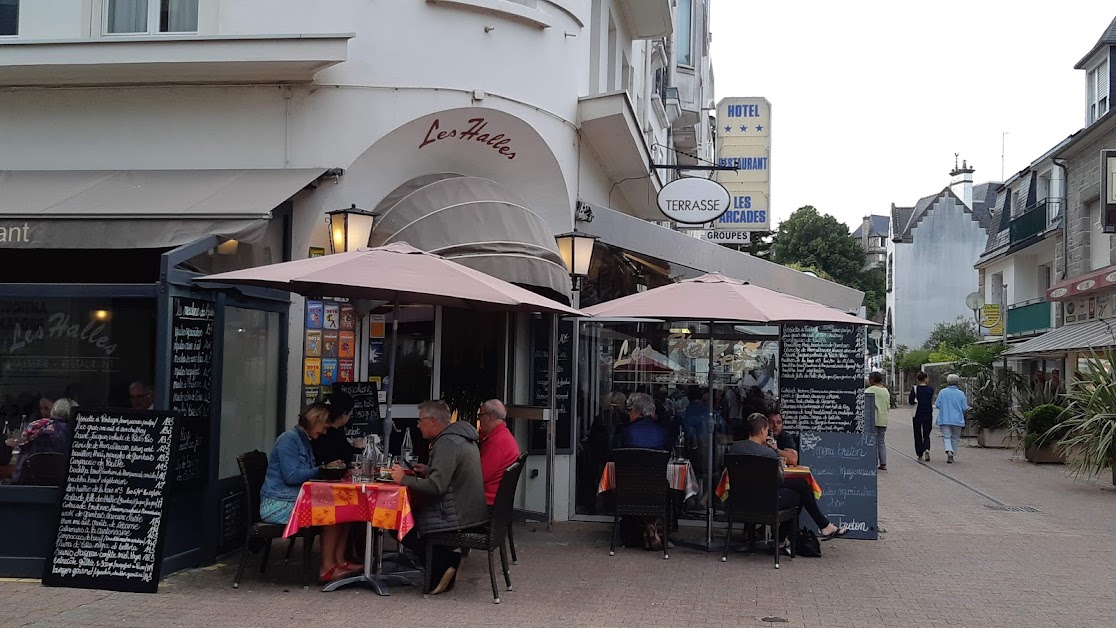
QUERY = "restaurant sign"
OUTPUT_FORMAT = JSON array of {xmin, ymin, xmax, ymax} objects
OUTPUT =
[{"xmin": 656, "ymin": 177, "xmax": 730, "ymax": 224}]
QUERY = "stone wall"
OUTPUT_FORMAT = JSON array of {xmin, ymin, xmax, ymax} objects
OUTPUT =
[{"xmin": 1063, "ymin": 121, "xmax": 1116, "ymax": 278}]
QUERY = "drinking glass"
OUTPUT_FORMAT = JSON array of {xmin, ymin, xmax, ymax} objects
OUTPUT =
[{"xmin": 351, "ymin": 454, "xmax": 365, "ymax": 482}]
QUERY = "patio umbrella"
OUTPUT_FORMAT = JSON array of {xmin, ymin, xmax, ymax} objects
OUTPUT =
[
  {"xmin": 584, "ymin": 273, "xmax": 873, "ymax": 548},
  {"xmin": 197, "ymin": 242, "xmax": 581, "ymax": 449}
]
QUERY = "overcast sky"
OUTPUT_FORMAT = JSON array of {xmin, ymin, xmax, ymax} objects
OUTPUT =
[{"xmin": 710, "ymin": 0, "xmax": 1116, "ymax": 231}]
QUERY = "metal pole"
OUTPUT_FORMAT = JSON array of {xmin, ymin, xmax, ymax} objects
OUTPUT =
[
  {"xmin": 383, "ymin": 300, "xmax": 399, "ymax": 453},
  {"xmin": 547, "ymin": 312, "xmax": 559, "ymax": 529},
  {"xmin": 706, "ymin": 320, "xmax": 714, "ymax": 549},
  {"xmin": 1001, "ymin": 282, "xmax": 1008, "ymax": 350}
]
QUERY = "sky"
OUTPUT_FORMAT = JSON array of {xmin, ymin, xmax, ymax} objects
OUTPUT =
[{"xmin": 710, "ymin": 0, "xmax": 1116, "ymax": 232}]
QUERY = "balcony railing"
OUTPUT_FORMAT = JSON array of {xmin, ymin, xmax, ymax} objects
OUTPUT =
[
  {"xmin": 1007, "ymin": 299, "xmax": 1053, "ymax": 336},
  {"xmin": 1009, "ymin": 199, "xmax": 1062, "ymax": 244}
]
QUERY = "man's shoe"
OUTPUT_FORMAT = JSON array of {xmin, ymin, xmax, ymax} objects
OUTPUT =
[
  {"xmin": 947, "ymin": 452, "xmax": 954, "ymax": 464},
  {"xmin": 430, "ymin": 566, "xmax": 456, "ymax": 595},
  {"xmin": 878, "ymin": 464, "xmax": 887, "ymax": 470},
  {"xmin": 923, "ymin": 451, "xmax": 930, "ymax": 462}
]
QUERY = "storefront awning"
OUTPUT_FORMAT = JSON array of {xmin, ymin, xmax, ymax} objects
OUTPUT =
[
  {"xmin": 369, "ymin": 173, "xmax": 570, "ymax": 297},
  {"xmin": 1001, "ymin": 319, "xmax": 1116, "ymax": 357},
  {"xmin": 1046, "ymin": 263, "xmax": 1116, "ymax": 301},
  {"xmin": 0, "ymin": 168, "xmax": 326, "ymax": 249}
]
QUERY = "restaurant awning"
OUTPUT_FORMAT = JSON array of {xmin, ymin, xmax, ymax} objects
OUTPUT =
[
  {"xmin": 0, "ymin": 168, "xmax": 326, "ymax": 249},
  {"xmin": 1046, "ymin": 263, "xmax": 1116, "ymax": 301},
  {"xmin": 1001, "ymin": 319, "xmax": 1116, "ymax": 357}
]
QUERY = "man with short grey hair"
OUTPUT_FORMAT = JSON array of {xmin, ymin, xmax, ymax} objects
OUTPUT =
[
  {"xmin": 478, "ymin": 399, "xmax": 519, "ymax": 507},
  {"xmin": 620, "ymin": 392, "xmax": 668, "ymax": 450},
  {"xmin": 935, "ymin": 374, "xmax": 970, "ymax": 464}
]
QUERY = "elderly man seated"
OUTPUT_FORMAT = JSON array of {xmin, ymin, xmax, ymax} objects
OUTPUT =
[
  {"xmin": 477, "ymin": 399, "xmax": 520, "ymax": 508},
  {"xmin": 391, "ymin": 400, "xmax": 488, "ymax": 595}
]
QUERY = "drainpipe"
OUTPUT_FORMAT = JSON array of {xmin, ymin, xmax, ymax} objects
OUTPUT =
[{"xmin": 1053, "ymin": 158, "xmax": 1069, "ymax": 280}]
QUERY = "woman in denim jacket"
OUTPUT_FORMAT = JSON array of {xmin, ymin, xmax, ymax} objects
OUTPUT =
[{"xmin": 260, "ymin": 403, "xmax": 358, "ymax": 582}]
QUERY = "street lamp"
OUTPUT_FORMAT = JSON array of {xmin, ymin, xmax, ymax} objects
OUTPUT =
[
  {"xmin": 325, "ymin": 204, "xmax": 378, "ymax": 254},
  {"xmin": 554, "ymin": 230, "xmax": 598, "ymax": 307}
]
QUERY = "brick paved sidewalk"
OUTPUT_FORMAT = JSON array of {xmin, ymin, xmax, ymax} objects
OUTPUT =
[{"xmin": 4, "ymin": 407, "xmax": 1115, "ymax": 628}]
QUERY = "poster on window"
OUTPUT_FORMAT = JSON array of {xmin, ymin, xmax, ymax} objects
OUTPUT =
[
  {"xmin": 322, "ymin": 331, "xmax": 339, "ymax": 358},
  {"xmin": 306, "ymin": 301, "xmax": 324, "ymax": 329},
  {"xmin": 340, "ymin": 304, "xmax": 356, "ymax": 331},
  {"xmin": 304, "ymin": 386, "xmax": 320, "ymax": 407},
  {"xmin": 324, "ymin": 304, "xmax": 340, "ymax": 330},
  {"xmin": 304, "ymin": 358, "xmax": 321, "ymax": 385},
  {"xmin": 339, "ymin": 331, "xmax": 355, "ymax": 359},
  {"xmin": 338, "ymin": 359, "xmax": 354, "ymax": 382},
  {"xmin": 304, "ymin": 330, "xmax": 322, "ymax": 357},
  {"xmin": 369, "ymin": 315, "xmax": 385, "ymax": 339},
  {"xmin": 321, "ymin": 359, "xmax": 338, "ymax": 386}
]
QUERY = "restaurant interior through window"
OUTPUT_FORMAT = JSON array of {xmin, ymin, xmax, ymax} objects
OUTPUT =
[{"xmin": 574, "ymin": 319, "xmax": 780, "ymax": 518}]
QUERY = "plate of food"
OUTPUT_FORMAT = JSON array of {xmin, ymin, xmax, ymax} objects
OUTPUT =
[{"xmin": 318, "ymin": 461, "xmax": 348, "ymax": 481}]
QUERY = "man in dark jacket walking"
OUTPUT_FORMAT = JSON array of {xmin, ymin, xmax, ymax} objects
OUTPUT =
[{"xmin": 391, "ymin": 400, "xmax": 488, "ymax": 594}]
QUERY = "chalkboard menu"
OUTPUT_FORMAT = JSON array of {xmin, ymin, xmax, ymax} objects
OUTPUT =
[
  {"xmin": 780, "ymin": 324, "xmax": 866, "ymax": 433},
  {"xmin": 531, "ymin": 318, "xmax": 551, "ymax": 407},
  {"xmin": 170, "ymin": 297, "xmax": 214, "ymax": 488},
  {"xmin": 528, "ymin": 319, "xmax": 574, "ymax": 452},
  {"xmin": 797, "ymin": 406, "xmax": 879, "ymax": 540},
  {"xmin": 44, "ymin": 409, "xmax": 178, "ymax": 593},
  {"xmin": 218, "ymin": 488, "xmax": 245, "ymax": 556},
  {"xmin": 332, "ymin": 381, "xmax": 381, "ymax": 440}
]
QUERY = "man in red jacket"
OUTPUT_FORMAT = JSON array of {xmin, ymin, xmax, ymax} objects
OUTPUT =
[{"xmin": 477, "ymin": 399, "xmax": 520, "ymax": 506}]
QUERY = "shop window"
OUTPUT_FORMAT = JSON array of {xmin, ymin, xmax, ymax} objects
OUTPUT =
[
  {"xmin": 1, "ymin": 297, "xmax": 156, "ymax": 485},
  {"xmin": 105, "ymin": 0, "xmax": 198, "ymax": 34},
  {"xmin": 218, "ymin": 307, "xmax": 280, "ymax": 478},
  {"xmin": 370, "ymin": 306, "xmax": 435, "ymax": 405}
]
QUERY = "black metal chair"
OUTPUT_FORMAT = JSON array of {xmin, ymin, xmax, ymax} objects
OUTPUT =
[
  {"xmin": 422, "ymin": 457, "xmax": 526, "ymax": 604},
  {"xmin": 20, "ymin": 452, "xmax": 68, "ymax": 487},
  {"xmin": 719, "ymin": 453, "xmax": 799, "ymax": 569},
  {"xmin": 504, "ymin": 452, "xmax": 528, "ymax": 565},
  {"xmin": 232, "ymin": 450, "xmax": 319, "ymax": 589},
  {"xmin": 608, "ymin": 448, "xmax": 671, "ymax": 560}
]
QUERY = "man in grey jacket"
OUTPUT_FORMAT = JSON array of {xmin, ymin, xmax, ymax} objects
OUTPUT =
[{"xmin": 391, "ymin": 400, "xmax": 488, "ymax": 594}]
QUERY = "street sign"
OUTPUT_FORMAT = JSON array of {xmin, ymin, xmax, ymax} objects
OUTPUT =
[{"xmin": 703, "ymin": 230, "xmax": 751, "ymax": 244}]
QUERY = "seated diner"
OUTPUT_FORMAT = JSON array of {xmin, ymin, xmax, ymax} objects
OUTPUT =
[
  {"xmin": 260, "ymin": 402, "xmax": 360, "ymax": 583},
  {"xmin": 12, "ymin": 398, "xmax": 78, "ymax": 485}
]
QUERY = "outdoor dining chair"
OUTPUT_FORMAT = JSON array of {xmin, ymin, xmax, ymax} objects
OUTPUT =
[
  {"xmin": 608, "ymin": 448, "xmax": 672, "ymax": 560},
  {"xmin": 232, "ymin": 450, "xmax": 319, "ymax": 589},
  {"xmin": 719, "ymin": 453, "xmax": 798, "ymax": 569},
  {"xmin": 19, "ymin": 452, "xmax": 68, "ymax": 487},
  {"xmin": 422, "ymin": 456, "xmax": 526, "ymax": 604}
]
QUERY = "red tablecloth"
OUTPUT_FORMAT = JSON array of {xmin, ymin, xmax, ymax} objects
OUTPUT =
[
  {"xmin": 597, "ymin": 459, "xmax": 701, "ymax": 500},
  {"xmin": 715, "ymin": 466, "xmax": 822, "ymax": 502},
  {"xmin": 284, "ymin": 480, "xmax": 414, "ymax": 539}
]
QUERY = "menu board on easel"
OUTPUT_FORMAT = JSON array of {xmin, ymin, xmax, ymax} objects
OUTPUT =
[
  {"xmin": 44, "ymin": 409, "xmax": 178, "ymax": 593},
  {"xmin": 170, "ymin": 297, "xmax": 213, "ymax": 490}
]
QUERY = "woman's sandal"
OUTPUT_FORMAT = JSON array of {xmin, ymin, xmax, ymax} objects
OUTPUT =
[
  {"xmin": 340, "ymin": 561, "xmax": 363, "ymax": 575},
  {"xmin": 819, "ymin": 526, "xmax": 850, "ymax": 540},
  {"xmin": 318, "ymin": 564, "xmax": 343, "ymax": 585}
]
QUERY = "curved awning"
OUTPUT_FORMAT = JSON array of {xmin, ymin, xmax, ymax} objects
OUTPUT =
[{"xmin": 368, "ymin": 173, "xmax": 570, "ymax": 298}]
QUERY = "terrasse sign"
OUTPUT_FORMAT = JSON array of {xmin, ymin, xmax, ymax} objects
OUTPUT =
[{"xmin": 656, "ymin": 177, "xmax": 730, "ymax": 225}]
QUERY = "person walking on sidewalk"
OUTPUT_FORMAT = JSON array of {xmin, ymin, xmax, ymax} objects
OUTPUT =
[
  {"xmin": 909, "ymin": 371, "xmax": 935, "ymax": 461},
  {"xmin": 935, "ymin": 374, "xmax": 969, "ymax": 464},
  {"xmin": 866, "ymin": 372, "xmax": 890, "ymax": 470}
]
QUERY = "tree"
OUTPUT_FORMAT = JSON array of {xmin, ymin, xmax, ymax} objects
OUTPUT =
[
  {"xmin": 922, "ymin": 317, "xmax": 979, "ymax": 351},
  {"xmin": 741, "ymin": 229, "xmax": 774, "ymax": 259},
  {"xmin": 772, "ymin": 206, "xmax": 867, "ymax": 287}
]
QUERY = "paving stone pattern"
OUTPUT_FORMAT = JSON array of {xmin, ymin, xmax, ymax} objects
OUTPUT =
[{"xmin": 4, "ymin": 408, "xmax": 1116, "ymax": 627}]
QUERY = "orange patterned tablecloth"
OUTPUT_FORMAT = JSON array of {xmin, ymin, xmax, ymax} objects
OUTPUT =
[
  {"xmin": 284, "ymin": 480, "xmax": 414, "ymax": 539},
  {"xmin": 715, "ymin": 466, "xmax": 822, "ymax": 502},
  {"xmin": 597, "ymin": 460, "xmax": 701, "ymax": 500}
]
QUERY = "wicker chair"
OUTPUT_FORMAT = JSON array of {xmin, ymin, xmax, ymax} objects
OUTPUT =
[
  {"xmin": 608, "ymin": 448, "xmax": 671, "ymax": 560},
  {"xmin": 232, "ymin": 450, "xmax": 319, "ymax": 589},
  {"xmin": 422, "ymin": 457, "xmax": 525, "ymax": 603},
  {"xmin": 719, "ymin": 453, "xmax": 799, "ymax": 569}
]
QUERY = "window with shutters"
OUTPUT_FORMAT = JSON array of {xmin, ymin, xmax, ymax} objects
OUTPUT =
[{"xmin": 1087, "ymin": 58, "xmax": 1109, "ymax": 125}]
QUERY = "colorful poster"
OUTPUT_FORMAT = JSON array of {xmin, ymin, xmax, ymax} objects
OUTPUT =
[
  {"xmin": 339, "ymin": 359, "xmax": 354, "ymax": 382},
  {"xmin": 304, "ymin": 330, "xmax": 322, "ymax": 357},
  {"xmin": 369, "ymin": 340, "xmax": 385, "ymax": 374},
  {"xmin": 304, "ymin": 358, "xmax": 321, "ymax": 385},
  {"xmin": 324, "ymin": 303, "xmax": 340, "ymax": 330},
  {"xmin": 304, "ymin": 386, "xmax": 320, "ymax": 407},
  {"xmin": 323, "ymin": 331, "xmax": 340, "ymax": 358},
  {"xmin": 340, "ymin": 304, "xmax": 356, "ymax": 331},
  {"xmin": 306, "ymin": 301, "xmax": 324, "ymax": 329},
  {"xmin": 339, "ymin": 331, "xmax": 356, "ymax": 358},
  {"xmin": 369, "ymin": 315, "xmax": 385, "ymax": 339},
  {"xmin": 321, "ymin": 358, "xmax": 338, "ymax": 386}
]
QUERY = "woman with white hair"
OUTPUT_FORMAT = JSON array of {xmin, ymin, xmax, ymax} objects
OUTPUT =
[
  {"xmin": 935, "ymin": 374, "xmax": 970, "ymax": 464},
  {"xmin": 12, "ymin": 398, "xmax": 78, "ymax": 484}
]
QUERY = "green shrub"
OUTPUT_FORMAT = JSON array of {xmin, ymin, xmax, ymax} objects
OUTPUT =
[{"xmin": 1025, "ymin": 404, "xmax": 1065, "ymax": 435}]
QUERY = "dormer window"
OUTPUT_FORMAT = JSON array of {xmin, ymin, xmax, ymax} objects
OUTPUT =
[{"xmin": 1087, "ymin": 57, "xmax": 1109, "ymax": 124}]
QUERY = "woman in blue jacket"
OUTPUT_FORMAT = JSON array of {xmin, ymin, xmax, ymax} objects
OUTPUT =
[{"xmin": 260, "ymin": 403, "xmax": 357, "ymax": 582}]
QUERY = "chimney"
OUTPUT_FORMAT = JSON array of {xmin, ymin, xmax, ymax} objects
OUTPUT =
[
  {"xmin": 950, "ymin": 155, "xmax": 975, "ymax": 209},
  {"xmin": 861, "ymin": 216, "xmax": 871, "ymax": 248}
]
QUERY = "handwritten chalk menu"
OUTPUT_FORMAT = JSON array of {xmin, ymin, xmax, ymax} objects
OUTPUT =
[
  {"xmin": 332, "ymin": 381, "xmax": 381, "ymax": 440},
  {"xmin": 217, "ymin": 489, "xmax": 245, "ymax": 556},
  {"xmin": 555, "ymin": 320, "xmax": 573, "ymax": 450},
  {"xmin": 171, "ymin": 297, "xmax": 213, "ymax": 488},
  {"xmin": 780, "ymin": 324, "xmax": 866, "ymax": 433},
  {"xmin": 798, "ymin": 427, "xmax": 879, "ymax": 540},
  {"xmin": 44, "ymin": 410, "xmax": 178, "ymax": 593},
  {"xmin": 531, "ymin": 319, "xmax": 550, "ymax": 407}
]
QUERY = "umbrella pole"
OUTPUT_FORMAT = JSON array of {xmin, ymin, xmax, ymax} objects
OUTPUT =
[
  {"xmin": 706, "ymin": 320, "xmax": 714, "ymax": 549},
  {"xmin": 383, "ymin": 300, "xmax": 399, "ymax": 453}
]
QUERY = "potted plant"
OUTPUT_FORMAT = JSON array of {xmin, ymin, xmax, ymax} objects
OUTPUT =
[
  {"xmin": 1023, "ymin": 404, "xmax": 1066, "ymax": 464},
  {"xmin": 968, "ymin": 369, "xmax": 1016, "ymax": 448},
  {"xmin": 1051, "ymin": 351, "xmax": 1116, "ymax": 484}
]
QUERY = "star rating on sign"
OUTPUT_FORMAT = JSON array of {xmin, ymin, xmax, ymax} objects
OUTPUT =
[
  {"xmin": 724, "ymin": 125, "xmax": 731, "ymax": 133},
  {"xmin": 756, "ymin": 124, "xmax": 764, "ymax": 132},
  {"xmin": 740, "ymin": 126, "xmax": 748, "ymax": 132}
]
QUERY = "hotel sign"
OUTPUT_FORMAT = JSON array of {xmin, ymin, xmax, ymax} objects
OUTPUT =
[{"xmin": 715, "ymin": 97, "xmax": 772, "ymax": 231}]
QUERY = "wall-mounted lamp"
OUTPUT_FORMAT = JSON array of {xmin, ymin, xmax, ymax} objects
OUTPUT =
[
  {"xmin": 555, "ymin": 230, "xmax": 598, "ymax": 295},
  {"xmin": 325, "ymin": 204, "xmax": 378, "ymax": 254}
]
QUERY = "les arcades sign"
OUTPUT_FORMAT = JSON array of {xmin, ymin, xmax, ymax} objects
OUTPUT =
[{"xmin": 419, "ymin": 117, "xmax": 518, "ymax": 160}]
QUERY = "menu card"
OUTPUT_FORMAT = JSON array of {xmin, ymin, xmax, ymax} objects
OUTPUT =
[
  {"xmin": 170, "ymin": 297, "xmax": 212, "ymax": 489},
  {"xmin": 779, "ymin": 324, "xmax": 866, "ymax": 433}
]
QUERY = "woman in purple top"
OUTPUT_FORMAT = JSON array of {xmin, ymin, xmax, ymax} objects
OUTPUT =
[{"xmin": 12, "ymin": 398, "xmax": 77, "ymax": 485}]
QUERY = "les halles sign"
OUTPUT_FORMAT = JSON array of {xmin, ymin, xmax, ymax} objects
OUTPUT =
[{"xmin": 419, "ymin": 117, "xmax": 518, "ymax": 160}]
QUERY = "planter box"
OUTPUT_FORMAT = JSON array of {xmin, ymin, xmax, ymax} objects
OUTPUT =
[
  {"xmin": 961, "ymin": 424, "xmax": 980, "ymax": 438},
  {"xmin": 1024, "ymin": 445, "xmax": 1066, "ymax": 464},
  {"xmin": 977, "ymin": 429, "xmax": 1019, "ymax": 449}
]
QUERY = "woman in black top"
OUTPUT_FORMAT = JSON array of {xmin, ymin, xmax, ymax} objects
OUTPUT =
[
  {"xmin": 311, "ymin": 391, "xmax": 366, "ymax": 465},
  {"xmin": 909, "ymin": 371, "xmax": 935, "ymax": 461}
]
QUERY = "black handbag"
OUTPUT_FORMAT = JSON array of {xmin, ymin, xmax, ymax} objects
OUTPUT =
[{"xmin": 796, "ymin": 527, "xmax": 822, "ymax": 557}]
